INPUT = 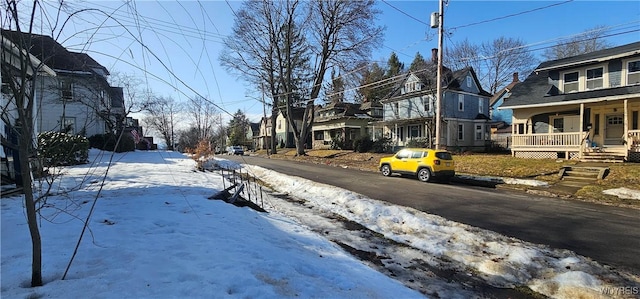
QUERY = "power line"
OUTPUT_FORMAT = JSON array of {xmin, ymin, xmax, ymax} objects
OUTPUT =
[
  {"xmin": 450, "ymin": 0, "xmax": 575, "ymax": 30},
  {"xmin": 31, "ymin": 1, "xmax": 639, "ymax": 114},
  {"xmin": 380, "ymin": 0, "xmax": 429, "ymax": 27}
]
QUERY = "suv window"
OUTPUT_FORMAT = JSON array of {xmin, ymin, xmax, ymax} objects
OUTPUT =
[
  {"xmin": 435, "ymin": 152, "xmax": 452, "ymax": 160},
  {"xmin": 395, "ymin": 150, "xmax": 411, "ymax": 159},
  {"xmin": 411, "ymin": 151, "xmax": 424, "ymax": 158}
]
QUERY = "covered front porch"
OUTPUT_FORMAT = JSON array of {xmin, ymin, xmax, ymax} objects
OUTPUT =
[{"xmin": 510, "ymin": 98, "xmax": 640, "ymax": 162}]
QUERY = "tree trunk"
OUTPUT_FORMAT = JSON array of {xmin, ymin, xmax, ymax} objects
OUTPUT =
[
  {"xmin": 295, "ymin": 134, "xmax": 306, "ymax": 156},
  {"xmin": 270, "ymin": 106, "xmax": 277, "ymax": 155},
  {"xmin": 18, "ymin": 127, "xmax": 42, "ymax": 287}
]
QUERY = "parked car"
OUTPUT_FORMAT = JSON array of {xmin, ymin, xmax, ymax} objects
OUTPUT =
[
  {"xmin": 378, "ymin": 148, "xmax": 455, "ymax": 182},
  {"xmin": 226, "ymin": 146, "xmax": 244, "ymax": 155}
]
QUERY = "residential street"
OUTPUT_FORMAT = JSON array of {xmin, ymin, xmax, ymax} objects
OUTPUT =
[{"xmin": 225, "ymin": 155, "xmax": 640, "ymax": 276}]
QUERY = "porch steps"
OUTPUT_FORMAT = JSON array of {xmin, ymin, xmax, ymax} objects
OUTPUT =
[
  {"xmin": 581, "ymin": 151, "xmax": 626, "ymax": 163},
  {"xmin": 557, "ymin": 166, "xmax": 609, "ymax": 189}
]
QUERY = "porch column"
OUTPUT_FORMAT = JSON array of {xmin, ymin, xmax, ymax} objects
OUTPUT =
[
  {"xmin": 394, "ymin": 123, "xmax": 398, "ymax": 145},
  {"xmin": 579, "ymin": 103, "xmax": 584, "ymax": 158},
  {"xmin": 624, "ymin": 99, "xmax": 629, "ymax": 150},
  {"xmin": 372, "ymin": 124, "xmax": 376, "ymax": 141}
]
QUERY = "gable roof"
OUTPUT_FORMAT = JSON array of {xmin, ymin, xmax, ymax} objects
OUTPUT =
[
  {"xmin": 501, "ymin": 41, "xmax": 640, "ymax": 109},
  {"xmin": 536, "ymin": 41, "xmax": 640, "ymax": 72},
  {"xmin": 1, "ymin": 34, "xmax": 56, "ymax": 77},
  {"xmin": 447, "ymin": 67, "xmax": 492, "ymax": 97},
  {"xmin": 2, "ymin": 30, "xmax": 107, "ymax": 74},
  {"xmin": 490, "ymin": 73, "xmax": 520, "ymax": 107},
  {"xmin": 383, "ymin": 65, "xmax": 491, "ymax": 102}
]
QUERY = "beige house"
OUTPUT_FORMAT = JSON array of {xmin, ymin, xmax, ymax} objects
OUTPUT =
[
  {"xmin": 500, "ymin": 42, "xmax": 640, "ymax": 162},
  {"xmin": 273, "ymin": 108, "xmax": 306, "ymax": 148},
  {"xmin": 312, "ymin": 102, "xmax": 382, "ymax": 149}
]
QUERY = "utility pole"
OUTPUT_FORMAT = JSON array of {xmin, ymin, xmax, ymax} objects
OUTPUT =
[
  {"xmin": 434, "ymin": 0, "xmax": 445, "ymax": 149},
  {"xmin": 261, "ymin": 84, "xmax": 269, "ymax": 155}
]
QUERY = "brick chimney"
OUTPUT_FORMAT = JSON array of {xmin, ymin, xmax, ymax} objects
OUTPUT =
[{"xmin": 431, "ymin": 48, "xmax": 438, "ymax": 64}]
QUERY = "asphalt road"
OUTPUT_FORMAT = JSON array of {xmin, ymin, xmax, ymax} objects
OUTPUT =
[{"xmin": 225, "ymin": 155, "xmax": 640, "ymax": 276}]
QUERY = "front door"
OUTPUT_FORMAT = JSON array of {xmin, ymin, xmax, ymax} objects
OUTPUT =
[{"xmin": 605, "ymin": 114, "xmax": 624, "ymax": 144}]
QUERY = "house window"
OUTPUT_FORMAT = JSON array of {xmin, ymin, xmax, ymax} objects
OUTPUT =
[
  {"xmin": 632, "ymin": 111, "xmax": 638, "ymax": 130},
  {"xmin": 405, "ymin": 82, "xmax": 420, "ymax": 93},
  {"xmin": 277, "ymin": 120, "xmax": 281, "ymax": 129},
  {"xmin": 478, "ymin": 98, "xmax": 484, "ymax": 114},
  {"xmin": 608, "ymin": 116, "xmax": 623, "ymax": 125},
  {"xmin": 594, "ymin": 114, "xmax": 600, "ymax": 135},
  {"xmin": 423, "ymin": 97, "xmax": 432, "ymax": 113},
  {"xmin": 396, "ymin": 127, "xmax": 405, "ymax": 141},
  {"xmin": 517, "ymin": 123, "xmax": 525, "ymax": 134},
  {"xmin": 61, "ymin": 80, "xmax": 73, "ymax": 100},
  {"xmin": 553, "ymin": 118, "xmax": 564, "ymax": 133},
  {"xmin": 458, "ymin": 94, "xmax": 464, "ymax": 111},
  {"xmin": 61, "ymin": 117, "xmax": 76, "ymax": 134},
  {"xmin": 349, "ymin": 129, "xmax": 357, "ymax": 141},
  {"xmin": 394, "ymin": 103, "xmax": 399, "ymax": 118},
  {"xmin": 628, "ymin": 60, "xmax": 640, "ymax": 85},
  {"xmin": 563, "ymin": 71, "xmax": 579, "ymax": 93},
  {"xmin": 466, "ymin": 76, "xmax": 472, "ymax": 88},
  {"xmin": 475, "ymin": 124, "xmax": 483, "ymax": 140},
  {"xmin": 457, "ymin": 124, "xmax": 464, "ymax": 140},
  {"xmin": 409, "ymin": 125, "xmax": 421, "ymax": 138},
  {"xmin": 586, "ymin": 67, "xmax": 603, "ymax": 90},
  {"xmin": 314, "ymin": 131, "xmax": 324, "ymax": 140}
]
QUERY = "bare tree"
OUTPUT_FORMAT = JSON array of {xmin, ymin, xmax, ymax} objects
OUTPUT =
[
  {"xmin": 143, "ymin": 96, "xmax": 181, "ymax": 150},
  {"xmin": 187, "ymin": 95, "xmax": 218, "ymax": 142},
  {"xmin": 221, "ymin": 0, "xmax": 383, "ymax": 156},
  {"xmin": 481, "ymin": 37, "xmax": 536, "ymax": 94},
  {"xmin": 220, "ymin": 0, "xmax": 291, "ymax": 155},
  {"xmin": 109, "ymin": 72, "xmax": 153, "ymax": 115},
  {"xmin": 445, "ymin": 37, "xmax": 536, "ymax": 94},
  {"xmin": 0, "ymin": 1, "xmax": 60, "ymax": 286},
  {"xmin": 444, "ymin": 39, "xmax": 481, "ymax": 75},
  {"xmin": 542, "ymin": 26, "xmax": 611, "ymax": 60}
]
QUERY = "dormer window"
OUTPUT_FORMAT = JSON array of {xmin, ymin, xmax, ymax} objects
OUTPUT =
[
  {"xmin": 405, "ymin": 81, "xmax": 421, "ymax": 93},
  {"xmin": 563, "ymin": 72, "xmax": 579, "ymax": 93},
  {"xmin": 628, "ymin": 60, "xmax": 640, "ymax": 85},
  {"xmin": 586, "ymin": 67, "xmax": 603, "ymax": 90},
  {"xmin": 466, "ymin": 76, "xmax": 472, "ymax": 88}
]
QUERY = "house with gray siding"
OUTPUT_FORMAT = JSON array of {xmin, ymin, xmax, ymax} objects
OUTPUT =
[
  {"xmin": 2, "ymin": 31, "xmax": 125, "ymax": 138},
  {"xmin": 500, "ymin": 41, "xmax": 640, "ymax": 161},
  {"xmin": 376, "ymin": 50, "xmax": 492, "ymax": 152}
]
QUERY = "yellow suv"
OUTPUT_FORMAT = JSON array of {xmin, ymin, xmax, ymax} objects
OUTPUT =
[{"xmin": 379, "ymin": 148, "xmax": 455, "ymax": 182}]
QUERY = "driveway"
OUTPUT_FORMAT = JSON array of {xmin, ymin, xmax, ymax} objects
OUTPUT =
[{"xmin": 225, "ymin": 155, "xmax": 640, "ymax": 276}]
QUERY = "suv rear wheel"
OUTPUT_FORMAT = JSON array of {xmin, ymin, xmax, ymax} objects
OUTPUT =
[
  {"xmin": 417, "ymin": 168, "xmax": 431, "ymax": 182},
  {"xmin": 380, "ymin": 164, "xmax": 392, "ymax": 177}
]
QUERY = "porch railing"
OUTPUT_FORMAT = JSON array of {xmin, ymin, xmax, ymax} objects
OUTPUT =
[
  {"xmin": 628, "ymin": 130, "xmax": 640, "ymax": 152},
  {"xmin": 512, "ymin": 132, "xmax": 586, "ymax": 150}
]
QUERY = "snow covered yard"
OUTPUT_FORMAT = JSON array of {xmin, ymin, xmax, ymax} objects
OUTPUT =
[
  {"xmin": 2, "ymin": 150, "xmax": 638, "ymax": 298},
  {"xmin": 1, "ymin": 150, "xmax": 421, "ymax": 298}
]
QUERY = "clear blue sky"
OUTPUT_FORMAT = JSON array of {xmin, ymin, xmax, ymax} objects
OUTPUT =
[{"xmin": 41, "ymin": 1, "xmax": 640, "ymax": 123}]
